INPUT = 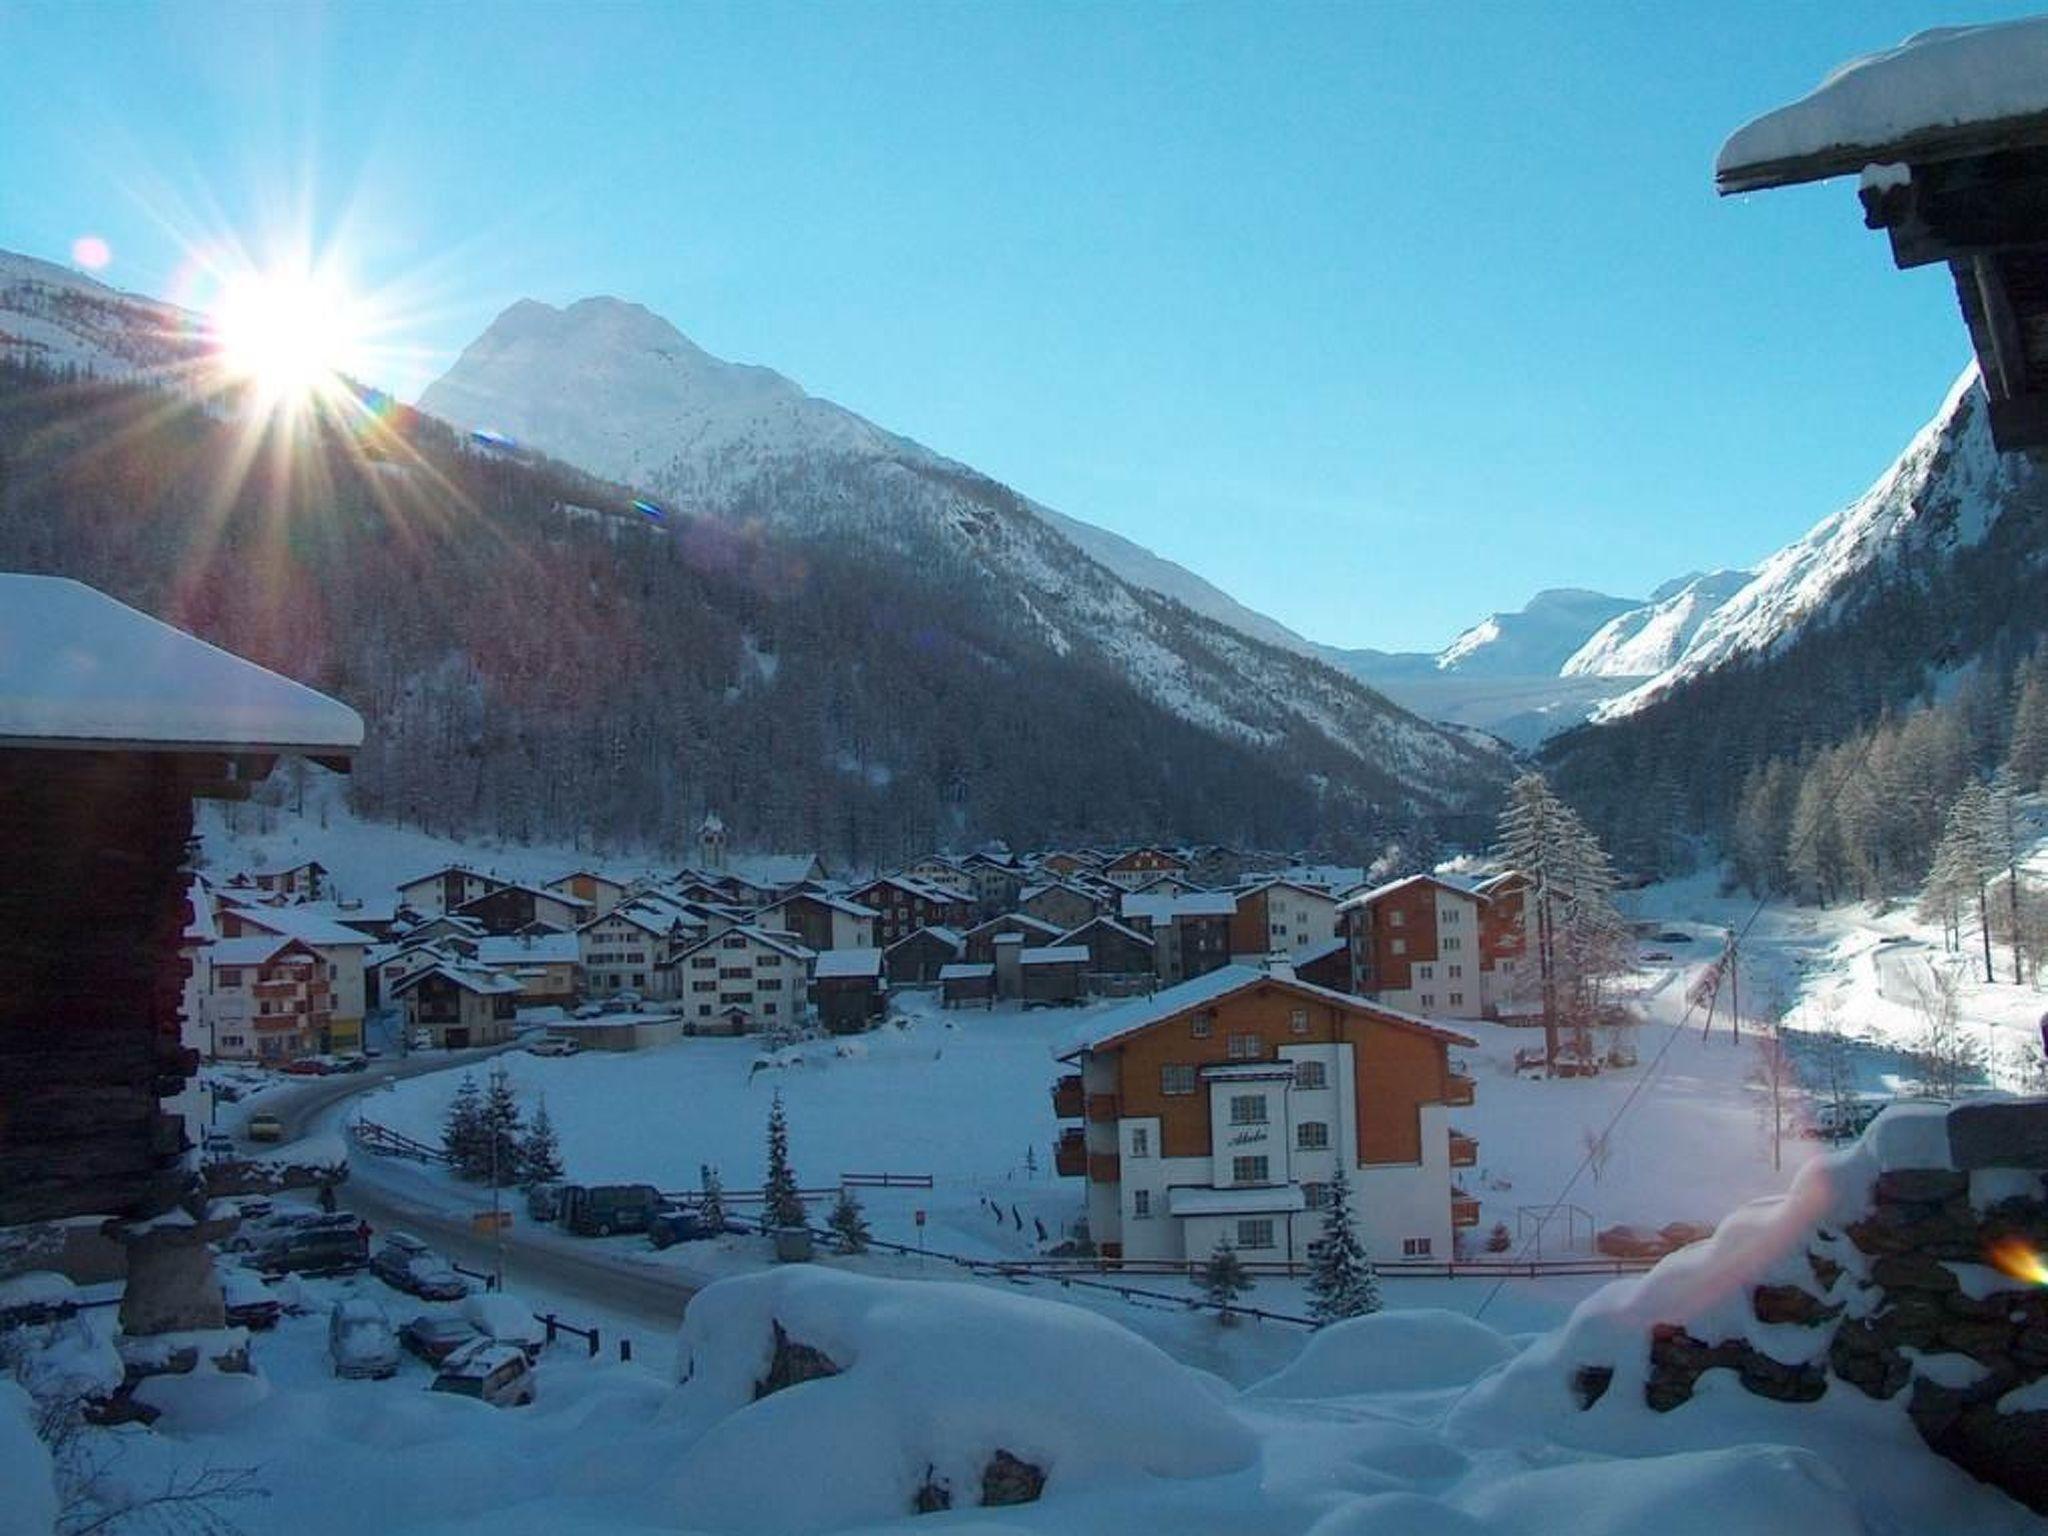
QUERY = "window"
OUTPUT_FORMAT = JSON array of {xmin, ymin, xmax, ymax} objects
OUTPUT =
[
  {"xmin": 1231, "ymin": 1155, "xmax": 1269, "ymax": 1184},
  {"xmin": 1444, "ymin": 936, "xmax": 1463, "ymax": 952},
  {"xmin": 1294, "ymin": 1060, "xmax": 1327, "ymax": 1090},
  {"xmin": 1449, "ymin": 992, "xmax": 1464, "ymax": 1007},
  {"xmin": 217, "ymin": 969, "xmax": 241, "ymax": 988},
  {"xmin": 758, "ymin": 979, "xmax": 781, "ymax": 992},
  {"xmin": 1418, "ymin": 964, "xmax": 1434, "ymax": 981},
  {"xmin": 692, "ymin": 956, "xmax": 715, "ymax": 970},
  {"xmin": 1448, "ymin": 963, "xmax": 1463, "ymax": 978},
  {"xmin": 693, "ymin": 980, "xmax": 716, "ymax": 994},
  {"xmin": 1132, "ymin": 1189, "xmax": 1152, "ymax": 1218},
  {"xmin": 1189, "ymin": 1010, "xmax": 1212, "ymax": 1039},
  {"xmin": 1226, "ymin": 1033, "xmax": 1262, "ymax": 1061},
  {"xmin": 1441, "ymin": 908, "xmax": 1461, "ymax": 925},
  {"xmin": 1421, "ymin": 994, "xmax": 1435, "ymax": 1008},
  {"xmin": 723, "ymin": 934, "xmax": 747, "ymax": 949},
  {"xmin": 1229, "ymin": 1095, "xmax": 1267, "ymax": 1126},
  {"xmin": 763, "ymin": 1003, "xmax": 778, "ymax": 1015},
  {"xmin": 1388, "ymin": 909, "xmax": 1405, "ymax": 927},
  {"xmin": 1161, "ymin": 1064, "xmax": 1197, "ymax": 1096},
  {"xmin": 1130, "ymin": 1126, "xmax": 1150, "ymax": 1158},
  {"xmin": 1303, "ymin": 1181, "xmax": 1330, "ymax": 1210},
  {"xmin": 1237, "ymin": 1218, "xmax": 1275, "ymax": 1250},
  {"xmin": 1402, "ymin": 1237, "xmax": 1433, "ymax": 1258},
  {"xmin": 1390, "ymin": 938, "xmax": 1406, "ymax": 956},
  {"xmin": 1288, "ymin": 1007, "xmax": 1309, "ymax": 1035},
  {"xmin": 1297, "ymin": 1121, "xmax": 1329, "ymax": 1150},
  {"xmin": 698, "ymin": 1004, "xmax": 713, "ymax": 1017}
]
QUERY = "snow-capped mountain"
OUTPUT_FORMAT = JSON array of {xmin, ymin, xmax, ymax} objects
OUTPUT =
[
  {"xmin": 0, "ymin": 250, "xmax": 202, "ymax": 379},
  {"xmin": 1592, "ymin": 367, "xmax": 2022, "ymax": 720},
  {"xmin": 420, "ymin": 296, "xmax": 1500, "ymax": 807},
  {"xmin": 1561, "ymin": 569, "xmax": 1753, "ymax": 678}
]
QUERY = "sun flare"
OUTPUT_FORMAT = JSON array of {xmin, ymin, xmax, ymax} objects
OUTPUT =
[{"xmin": 208, "ymin": 265, "xmax": 364, "ymax": 410}]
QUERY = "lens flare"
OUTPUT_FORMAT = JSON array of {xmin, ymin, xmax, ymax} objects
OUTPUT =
[
  {"xmin": 71, "ymin": 235, "xmax": 112, "ymax": 271},
  {"xmin": 208, "ymin": 264, "xmax": 365, "ymax": 411},
  {"xmin": 1988, "ymin": 1236, "xmax": 2048, "ymax": 1286}
]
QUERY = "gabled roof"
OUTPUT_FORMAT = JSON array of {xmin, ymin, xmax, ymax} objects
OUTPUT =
[
  {"xmin": 476, "ymin": 933, "xmax": 580, "ymax": 966},
  {"xmin": 1057, "ymin": 914, "xmax": 1155, "ymax": 949},
  {"xmin": 961, "ymin": 911, "xmax": 1065, "ymax": 944},
  {"xmin": 1335, "ymin": 872, "xmax": 1487, "ymax": 914},
  {"xmin": 1103, "ymin": 846, "xmax": 1189, "ymax": 871},
  {"xmin": 456, "ymin": 880, "xmax": 589, "ymax": 911},
  {"xmin": 224, "ymin": 905, "xmax": 371, "ymax": 948},
  {"xmin": 1234, "ymin": 876, "xmax": 1340, "ymax": 904},
  {"xmin": 1059, "ymin": 964, "xmax": 1476, "ymax": 1059},
  {"xmin": 663, "ymin": 924, "xmax": 816, "ymax": 968},
  {"xmin": 760, "ymin": 889, "xmax": 877, "ymax": 921},
  {"xmin": 1120, "ymin": 890, "xmax": 1237, "ymax": 924},
  {"xmin": 547, "ymin": 869, "xmax": 625, "ymax": 890},
  {"xmin": 883, "ymin": 925, "xmax": 964, "ymax": 956},
  {"xmin": 396, "ymin": 864, "xmax": 495, "ymax": 892},
  {"xmin": 938, "ymin": 962, "xmax": 995, "ymax": 982},
  {"xmin": 0, "ymin": 575, "xmax": 363, "ymax": 756},
  {"xmin": 390, "ymin": 959, "xmax": 523, "ymax": 998},
  {"xmin": 208, "ymin": 934, "xmax": 306, "ymax": 967},
  {"xmin": 814, "ymin": 948, "xmax": 884, "ymax": 980},
  {"xmin": 1019, "ymin": 944, "xmax": 1089, "ymax": 967}
]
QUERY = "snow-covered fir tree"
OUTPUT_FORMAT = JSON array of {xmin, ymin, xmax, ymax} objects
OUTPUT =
[
  {"xmin": 763, "ymin": 1092, "xmax": 807, "ymax": 1230},
  {"xmin": 827, "ymin": 1187, "xmax": 871, "ymax": 1254},
  {"xmin": 698, "ymin": 1163, "xmax": 726, "ymax": 1230},
  {"xmin": 478, "ymin": 1065, "xmax": 525, "ymax": 1187},
  {"xmin": 441, "ymin": 1073, "xmax": 486, "ymax": 1180},
  {"xmin": 1305, "ymin": 1166, "xmax": 1380, "ymax": 1324},
  {"xmin": 1201, "ymin": 1237, "xmax": 1252, "ymax": 1323},
  {"xmin": 518, "ymin": 1094, "xmax": 564, "ymax": 1186}
]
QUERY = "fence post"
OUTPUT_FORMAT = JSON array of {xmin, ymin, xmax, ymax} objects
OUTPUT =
[
  {"xmin": 544, "ymin": 1314, "xmax": 557, "ymax": 1346},
  {"xmin": 588, "ymin": 1328, "xmax": 601, "ymax": 1360},
  {"xmin": 619, "ymin": 1337, "xmax": 632, "ymax": 1364}
]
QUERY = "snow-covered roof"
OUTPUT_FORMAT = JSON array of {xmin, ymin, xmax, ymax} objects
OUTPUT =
[
  {"xmin": 1335, "ymin": 872, "xmax": 1484, "ymax": 913},
  {"xmin": 762, "ymin": 890, "xmax": 875, "ymax": 920},
  {"xmin": 1120, "ymin": 890, "xmax": 1237, "ymax": 923},
  {"xmin": 937, "ymin": 962, "xmax": 994, "ymax": 981},
  {"xmin": 1288, "ymin": 936, "xmax": 1347, "ymax": 966},
  {"xmin": 814, "ymin": 948, "xmax": 883, "ymax": 980},
  {"xmin": 1018, "ymin": 944, "xmax": 1089, "ymax": 967},
  {"xmin": 0, "ymin": 575, "xmax": 363, "ymax": 754},
  {"xmin": 1059, "ymin": 915, "xmax": 1155, "ymax": 948},
  {"xmin": 476, "ymin": 933, "xmax": 580, "ymax": 966},
  {"xmin": 961, "ymin": 911, "xmax": 1063, "ymax": 941},
  {"xmin": 1165, "ymin": 1185, "xmax": 1306, "ymax": 1217},
  {"xmin": 390, "ymin": 960, "xmax": 522, "ymax": 997},
  {"xmin": 225, "ymin": 906, "xmax": 371, "ymax": 948},
  {"xmin": 208, "ymin": 934, "xmax": 298, "ymax": 967},
  {"xmin": 456, "ymin": 879, "xmax": 589, "ymax": 910},
  {"xmin": 666, "ymin": 925, "xmax": 815, "ymax": 966},
  {"xmin": 1718, "ymin": 20, "xmax": 2048, "ymax": 192},
  {"xmin": 883, "ymin": 924, "xmax": 964, "ymax": 955}
]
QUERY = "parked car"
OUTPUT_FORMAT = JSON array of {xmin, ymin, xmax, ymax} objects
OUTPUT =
[
  {"xmin": 1658, "ymin": 1221, "xmax": 1715, "ymax": 1251},
  {"xmin": 235, "ymin": 1212, "xmax": 371, "ymax": 1276},
  {"xmin": 525, "ymin": 1182, "xmax": 565, "ymax": 1222},
  {"xmin": 409, "ymin": 1028, "xmax": 435, "ymax": 1050},
  {"xmin": 217, "ymin": 1264, "xmax": 282, "ymax": 1330},
  {"xmin": 245, "ymin": 1112, "xmax": 285, "ymax": 1143},
  {"xmin": 330, "ymin": 1297, "xmax": 401, "ymax": 1380},
  {"xmin": 462, "ymin": 1293, "xmax": 545, "ymax": 1362},
  {"xmin": 281, "ymin": 1058, "xmax": 329, "ymax": 1076},
  {"xmin": 525, "ymin": 1037, "xmax": 581, "ymax": 1058},
  {"xmin": 571, "ymin": 1003, "xmax": 604, "ymax": 1020},
  {"xmin": 1639, "ymin": 949, "xmax": 1673, "ymax": 963},
  {"xmin": 430, "ymin": 1339, "xmax": 536, "ymax": 1407},
  {"xmin": 558, "ymin": 1183, "xmax": 661, "ymax": 1238},
  {"xmin": 649, "ymin": 1202, "xmax": 744, "ymax": 1249},
  {"xmin": 400, "ymin": 1313, "xmax": 484, "ymax": 1366},
  {"xmin": 331, "ymin": 1054, "xmax": 371, "ymax": 1073},
  {"xmin": 371, "ymin": 1232, "xmax": 469, "ymax": 1300},
  {"xmin": 1653, "ymin": 930, "xmax": 1694, "ymax": 944},
  {"xmin": 1595, "ymin": 1224, "xmax": 1668, "ymax": 1259},
  {"xmin": 230, "ymin": 1196, "xmax": 273, "ymax": 1221}
]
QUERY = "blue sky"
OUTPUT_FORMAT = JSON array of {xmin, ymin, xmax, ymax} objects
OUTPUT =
[{"xmin": 0, "ymin": 2, "xmax": 2033, "ymax": 650}]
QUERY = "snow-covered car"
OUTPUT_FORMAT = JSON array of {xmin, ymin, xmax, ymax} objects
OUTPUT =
[
  {"xmin": 462, "ymin": 1293, "xmax": 545, "ymax": 1362},
  {"xmin": 281, "ymin": 1057, "xmax": 330, "ymax": 1076},
  {"xmin": 430, "ymin": 1339, "xmax": 536, "ymax": 1407},
  {"xmin": 400, "ymin": 1313, "xmax": 484, "ymax": 1365},
  {"xmin": 329, "ymin": 1297, "xmax": 401, "ymax": 1379},
  {"xmin": 525, "ymin": 1037, "xmax": 581, "ymax": 1058},
  {"xmin": 217, "ymin": 1264, "xmax": 282, "ymax": 1330},
  {"xmin": 371, "ymin": 1233, "xmax": 469, "ymax": 1301},
  {"xmin": 246, "ymin": 1112, "xmax": 285, "ymax": 1142},
  {"xmin": 330, "ymin": 1053, "xmax": 371, "ymax": 1073},
  {"xmin": 1639, "ymin": 949, "xmax": 1673, "ymax": 962},
  {"xmin": 571, "ymin": 1003, "xmax": 604, "ymax": 1019}
]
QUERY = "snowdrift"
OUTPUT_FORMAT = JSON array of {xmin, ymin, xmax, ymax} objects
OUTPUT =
[
  {"xmin": 664, "ymin": 1268, "xmax": 1256, "ymax": 1532},
  {"xmin": 1247, "ymin": 1308, "xmax": 1518, "ymax": 1399}
]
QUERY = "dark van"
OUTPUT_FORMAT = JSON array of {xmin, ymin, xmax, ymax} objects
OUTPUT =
[{"xmin": 559, "ymin": 1183, "xmax": 660, "ymax": 1237}]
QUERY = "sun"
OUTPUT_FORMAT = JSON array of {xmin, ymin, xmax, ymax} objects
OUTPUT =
[{"xmin": 208, "ymin": 265, "xmax": 364, "ymax": 411}]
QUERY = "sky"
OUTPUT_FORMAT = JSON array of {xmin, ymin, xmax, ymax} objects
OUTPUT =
[{"xmin": 0, "ymin": 1, "xmax": 2036, "ymax": 652}]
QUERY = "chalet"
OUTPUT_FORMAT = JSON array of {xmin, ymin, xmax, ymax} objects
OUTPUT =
[
  {"xmin": 956, "ymin": 852, "xmax": 1027, "ymax": 914},
  {"xmin": 960, "ymin": 911, "xmax": 1066, "ymax": 966},
  {"xmin": 454, "ymin": 880, "xmax": 591, "ymax": 936},
  {"xmin": 902, "ymin": 855, "xmax": 970, "ymax": 889},
  {"xmin": 241, "ymin": 860, "xmax": 329, "ymax": 901},
  {"xmin": 207, "ymin": 935, "xmax": 335, "ymax": 1062},
  {"xmin": 1052, "ymin": 966, "xmax": 1479, "ymax": 1264},
  {"xmin": 681, "ymin": 850, "xmax": 829, "ymax": 907},
  {"xmin": 1183, "ymin": 845, "xmax": 1246, "ymax": 888},
  {"xmin": 476, "ymin": 932, "xmax": 582, "ymax": 1006},
  {"xmin": 1338, "ymin": 875, "xmax": 1486, "ymax": 1020},
  {"xmin": 850, "ymin": 875, "xmax": 974, "ymax": 949},
  {"xmin": 546, "ymin": 869, "xmax": 629, "ymax": 917},
  {"xmin": 1057, "ymin": 914, "xmax": 1157, "ymax": 993},
  {"xmin": 396, "ymin": 864, "xmax": 504, "ymax": 918},
  {"xmin": 1102, "ymin": 847, "xmax": 1191, "ymax": 890},
  {"xmin": 1017, "ymin": 880, "xmax": 1101, "ymax": 934},
  {"xmin": 1717, "ymin": 19, "xmax": 2048, "ymax": 451},
  {"xmin": 939, "ymin": 962, "xmax": 996, "ymax": 1009},
  {"xmin": 1128, "ymin": 873, "xmax": 1203, "ymax": 898},
  {"xmin": 660, "ymin": 925, "xmax": 815, "ymax": 1033},
  {"xmin": 756, "ymin": 890, "xmax": 878, "ymax": 953},
  {"xmin": 1287, "ymin": 936, "xmax": 1352, "ymax": 993},
  {"xmin": 1474, "ymin": 869, "xmax": 1542, "ymax": 1019},
  {"xmin": 1019, "ymin": 944, "xmax": 1088, "ymax": 1007},
  {"xmin": 0, "ymin": 574, "xmax": 362, "ymax": 1230},
  {"xmin": 882, "ymin": 925, "xmax": 965, "ymax": 987},
  {"xmin": 390, "ymin": 959, "xmax": 521, "ymax": 1049},
  {"xmin": 1120, "ymin": 890, "xmax": 1236, "ymax": 985},
  {"xmin": 214, "ymin": 902, "xmax": 371, "ymax": 1054},
  {"xmin": 1228, "ymin": 879, "xmax": 1340, "ymax": 964},
  {"xmin": 1033, "ymin": 850, "xmax": 1102, "ymax": 879},
  {"xmin": 577, "ymin": 900, "xmax": 703, "ymax": 1002},
  {"xmin": 812, "ymin": 948, "xmax": 886, "ymax": 1034}
]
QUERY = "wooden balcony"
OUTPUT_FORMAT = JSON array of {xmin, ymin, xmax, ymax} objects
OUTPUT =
[
  {"xmin": 1444, "ymin": 1072, "xmax": 1476, "ymax": 1107},
  {"xmin": 1086, "ymin": 1151, "xmax": 1122, "ymax": 1183},
  {"xmin": 1085, "ymin": 1092, "xmax": 1120, "ymax": 1123},
  {"xmin": 1054, "ymin": 1128, "xmax": 1087, "ymax": 1178},
  {"xmin": 1051, "ymin": 1074, "xmax": 1084, "ymax": 1119},
  {"xmin": 1448, "ymin": 1130, "xmax": 1478, "ymax": 1168},
  {"xmin": 1450, "ymin": 1190, "xmax": 1481, "ymax": 1228}
]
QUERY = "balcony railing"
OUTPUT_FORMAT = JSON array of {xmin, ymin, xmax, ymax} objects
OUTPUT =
[
  {"xmin": 1051, "ymin": 1075, "xmax": 1084, "ymax": 1119},
  {"xmin": 1054, "ymin": 1129, "xmax": 1087, "ymax": 1178},
  {"xmin": 1444, "ymin": 1072, "xmax": 1476, "ymax": 1107},
  {"xmin": 1449, "ymin": 1130, "xmax": 1478, "ymax": 1167},
  {"xmin": 1450, "ymin": 1190, "xmax": 1481, "ymax": 1228},
  {"xmin": 1085, "ymin": 1092, "xmax": 1120, "ymax": 1123}
]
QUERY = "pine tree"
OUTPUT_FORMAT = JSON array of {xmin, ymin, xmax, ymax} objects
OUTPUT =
[
  {"xmin": 1495, "ymin": 772, "xmax": 1626, "ymax": 1067},
  {"xmin": 1305, "ymin": 1165, "xmax": 1381, "ymax": 1324},
  {"xmin": 1927, "ymin": 781, "xmax": 2000, "ymax": 981},
  {"xmin": 442, "ymin": 1073, "xmax": 486, "ymax": 1180},
  {"xmin": 1201, "ymin": 1237, "xmax": 1253, "ymax": 1323},
  {"xmin": 763, "ymin": 1091, "xmax": 807, "ymax": 1230},
  {"xmin": 827, "ymin": 1187, "xmax": 871, "ymax": 1254},
  {"xmin": 699, "ymin": 1163, "xmax": 727, "ymax": 1230},
  {"xmin": 518, "ymin": 1094, "xmax": 565, "ymax": 1186},
  {"xmin": 478, "ymin": 1065, "xmax": 525, "ymax": 1188},
  {"xmin": 2008, "ymin": 657, "xmax": 2048, "ymax": 790}
]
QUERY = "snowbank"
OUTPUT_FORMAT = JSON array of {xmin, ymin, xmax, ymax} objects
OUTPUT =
[
  {"xmin": 132, "ymin": 1366, "xmax": 272, "ymax": 1432},
  {"xmin": 0, "ymin": 1381, "xmax": 55, "ymax": 1536},
  {"xmin": 663, "ymin": 1268, "xmax": 1255, "ymax": 1532},
  {"xmin": 1246, "ymin": 1309, "xmax": 1518, "ymax": 1399},
  {"xmin": 1457, "ymin": 1443, "xmax": 1862, "ymax": 1536},
  {"xmin": 1719, "ymin": 19, "xmax": 2048, "ymax": 181}
]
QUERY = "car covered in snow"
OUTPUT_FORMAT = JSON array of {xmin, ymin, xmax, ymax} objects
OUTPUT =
[
  {"xmin": 371, "ymin": 1232, "xmax": 469, "ymax": 1300},
  {"xmin": 462, "ymin": 1293, "xmax": 546, "ymax": 1362},
  {"xmin": 524, "ymin": 1036, "xmax": 581, "ymax": 1058},
  {"xmin": 216, "ymin": 1264, "xmax": 282, "ymax": 1330},
  {"xmin": 329, "ymin": 1297, "xmax": 401, "ymax": 1379},
  {"xmin": 430, "ymin": 1339, "xmax": 536, "ymax": 1407},
  {"xmin": 232, "ymin": 1212, "xmax": 370, "ymax": 1276},
  {"xmin": 399, "ymin": 1313, "xmax": 484, "ymax": 1365},
  {"xmin": 246, "ymin": 1112, "xmax": 285, "ymax": 1142}
]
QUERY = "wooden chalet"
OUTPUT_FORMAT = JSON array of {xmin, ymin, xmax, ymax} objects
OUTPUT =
[
  {"xmin": 960, "ymin": 911, "xmax": 1065, "ymax": 966},
  {"xmin": 882, "ymin": 925, "xmax": 965, "ymax": 987},
  {"xmin": 0, "ymin": 575, "xmax": 362, "ymax": 1226},
  {"xmin": 1718, "ymin": 20, "xmax": 2048, "ymax": 450},
  {"xmin": 1057, "ymin": 914, "xmax": 1157, "ymax": 994},
  {"xmin": 454, "ymin": 879, "xmax": 590, "ymax": 936},
  {"xmin": 812, "ymin": 947, "xmax": 885, "ymax": 1034},
  {"xmin": 939, "ymin": 962, "xmax": 996, "ymax": 1009},
  {"xmin": 1019, "ymin": 944, "xmax": 1089, "ymax": 1007}
]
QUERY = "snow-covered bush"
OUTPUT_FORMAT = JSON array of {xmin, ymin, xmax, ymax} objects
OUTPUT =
[{"xmin": 664, "ymin": 1268, "xmax": 1255, "ymax": 1532}]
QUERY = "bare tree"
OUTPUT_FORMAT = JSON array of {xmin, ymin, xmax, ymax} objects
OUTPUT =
[{"xmin": 1909, "ymin": 960, "xmax": 1987, "ymax": 1098}]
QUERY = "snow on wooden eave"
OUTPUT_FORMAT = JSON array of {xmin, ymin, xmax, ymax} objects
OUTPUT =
[
  {"xmin": 0, "ymin": 575, "xmax": 363, "ymax": 755},
  {"xmin": 1717, "ymin": 19, "xmax": 2048, "ymax": 193}
]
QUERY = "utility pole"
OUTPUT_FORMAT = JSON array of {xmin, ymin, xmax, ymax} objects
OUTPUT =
[
  {"xmin": 489, "ymin": 1060, "xmax": 507, "ymax": 1292},
  {"xmin": 1727, "ymin": 930, "xmax": 1740, "ymax": 1046}
]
